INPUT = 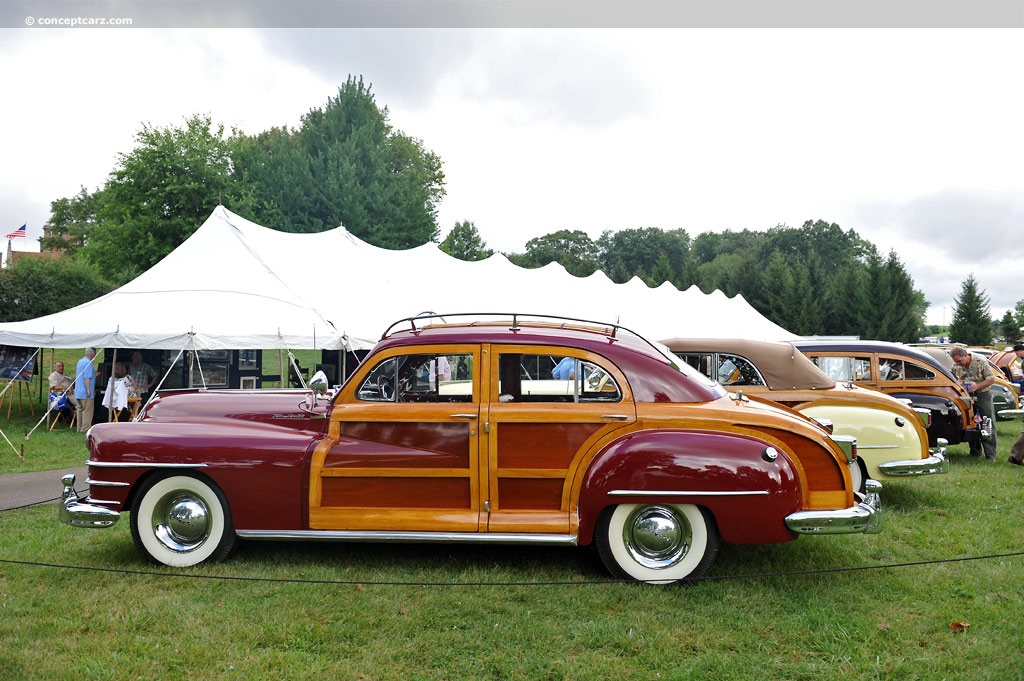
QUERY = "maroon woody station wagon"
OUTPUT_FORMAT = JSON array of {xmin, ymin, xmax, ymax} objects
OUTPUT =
[{"xmin": 62, "ymin": 315, "xmax": 881, "ymax": 584}]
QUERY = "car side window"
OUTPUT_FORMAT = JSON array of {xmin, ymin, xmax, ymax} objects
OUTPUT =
[
  {"xmin": 813, "ymin": 356, "xmax": 849, "ymax": 381},
  {"xmin": 879, "ymin": 359, "xmax": 904, "ymax": 381},
  {"xmin": 717, "ymin": 354, "xmax": 764, "ymax": 386},
  {"xmin": 902, "ymin": 361, "xmax": 935, "ymax": 381},
  {"xmin": 498, "ymin": 353, "xmax": 622, "ymax": 403},
  {"xmin": 357, "ymin": 353, "xmax": 473, "ymax": 402},
  {"xmin": 812, "ymin": 356, "xmax": 871, "ymax": 381}
]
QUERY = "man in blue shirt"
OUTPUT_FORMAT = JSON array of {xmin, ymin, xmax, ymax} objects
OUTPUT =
[
  {"xmin": 551, "ymin": 356, "xmax": 577, "ymax": 380},
  {"xmin": 74, "ymin": 348, "xmax": 96, "ymax": 433}
]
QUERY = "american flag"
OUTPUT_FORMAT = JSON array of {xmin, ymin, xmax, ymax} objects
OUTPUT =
[{"xmin": 5, "ymin": 224, "xmax": 26, "ymax": 239}]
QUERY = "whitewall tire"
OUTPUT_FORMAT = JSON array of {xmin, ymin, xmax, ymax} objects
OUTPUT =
[
  {"xmin": 130, "ymin": 474, "xmax": 235, "ymax": 567},
  {"xmin": 596, "ymin": 503, "xmax": 719, "ymax": 584}
]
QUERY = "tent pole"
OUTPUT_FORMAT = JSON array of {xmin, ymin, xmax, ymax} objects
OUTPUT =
[{"xmin": 108, "ymin": 348, "xmax": 119, "ymax": 422}]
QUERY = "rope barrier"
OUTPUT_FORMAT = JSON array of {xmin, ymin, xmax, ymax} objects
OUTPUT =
[
  {"xmin": 5, "ymin": 485, "xmax": 1022, "ymax": 587},
  {"xmin": 2, "ymin": 546, "xmax": 1021, "ymax": 588}
]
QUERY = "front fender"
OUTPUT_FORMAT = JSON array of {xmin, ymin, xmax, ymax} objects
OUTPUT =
[
  {"xmin": 577, "ymin": 429, "xmax": 803, "ymax": 546},
  {"xmin": 86, "ymin": 420, "xmax": 317, "ymax": 531}
]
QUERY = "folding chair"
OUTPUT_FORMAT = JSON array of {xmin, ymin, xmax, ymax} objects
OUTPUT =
[{"xmin": 48, "ymin": 391, "xmax": 76, "ymax": 430}]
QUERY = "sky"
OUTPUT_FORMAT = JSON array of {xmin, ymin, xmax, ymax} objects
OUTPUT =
[{"xmin": 1, "ymin": 4, "xmax": 1022, "ymax": 329}]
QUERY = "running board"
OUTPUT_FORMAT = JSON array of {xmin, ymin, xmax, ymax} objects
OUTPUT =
[{"xmin": 236, "ymin": 529, "xmax": 578, "ymax": 546}]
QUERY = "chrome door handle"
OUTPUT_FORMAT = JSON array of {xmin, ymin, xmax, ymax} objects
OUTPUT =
[
  {"xmin": 452, "ymin": 413, "xmax": 478, "ymax": 419},
  {"xmin": 602, "ymin": 414, "xmax": 630, "ymax": 420}
]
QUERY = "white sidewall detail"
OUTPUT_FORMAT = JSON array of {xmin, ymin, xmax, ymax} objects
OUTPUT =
[
  {"xmin": 606, "ymin": 503, "xmax": 709, "ymax": 584},
  {"xmin": 136, "ymin": 476, "xmax": 226, "ymax": 568}
]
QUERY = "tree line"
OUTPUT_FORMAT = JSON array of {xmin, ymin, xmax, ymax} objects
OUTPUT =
[{"xmin": 3, "ymin": 76, "xmax": 1018, "ymax": 345}]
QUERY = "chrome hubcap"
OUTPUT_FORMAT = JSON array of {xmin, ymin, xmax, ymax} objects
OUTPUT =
[
  {"xmin": 622, "ymin": 505, "xmax": 691, "ymax": 569},
  {"xmin": 152, "ymin": 492, "xmax": 211, "ymax": 552}
]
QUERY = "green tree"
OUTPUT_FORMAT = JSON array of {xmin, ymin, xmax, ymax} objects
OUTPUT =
[
  {"xmin": 596, "ymin": 227, "xmax": 690, "ymax": 288},
  {"xmin": 749, "ymin": 221, "xmax": 878, "ymax": 335},
  {"xmin": 1013, "ymin": 300, "xmax": 1024, "ymax": 342},
  {"xmin": 763, "ymin": 220, "xmax": 873, "ymax": 271},
  {"xmin": 691, "ymin": 251, "xmax": 752, "ymax": 298},
  {"xmin": 760, "ymin": 252, "xmax": 820, "ymax": 335},
  {"xmin": 685, "ymin": 221, "xmax": 928, "ymax": 339},
  {"xmin": 78, "ymin": 113, "xmax": 252, "ymax": 284},
  {"xmin": 0, "ymin": 256, "xmax": 111, "ymax": 322},
  {"xmin": 234, "ymin": 76, "xmax": 445, "ymax": 248},
  {"xmin": 440, "ymin": 221, "xmax": 493, "ymax": 261},
  {"xmin": 821, "ymin": 264, "xmax": 872, "ymax": 338},
  {"xmin": 506, "ymin": 230, "xmax": 600, "ymax": 277},
  {"xmin": 998, "ymin": 310, "xmax": 1019, "ymax": 343},
  {"xmin": 860, "ymin": 251, "xmax": 927, "ymax": 342},
  {"xmin": 40, "ymin": 186, "xmax": 103, "ymax": 256},
  {"xmin": 948, "ymin": 274, "xmax": 993, "ymax": 345},
  {"xmin": 690, "ymin": 229, "xmax": 759, "ymax": 267}
]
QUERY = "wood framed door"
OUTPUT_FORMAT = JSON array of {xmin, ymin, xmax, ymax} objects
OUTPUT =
[{"xmin": 309, "ymin": 345, "xmax": 483, "ymax": 532}]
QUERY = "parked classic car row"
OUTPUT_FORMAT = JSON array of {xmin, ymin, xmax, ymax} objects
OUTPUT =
[
  {"xmin": 990, "ymin": 348, "xmax": 1023, "ymax": 391},
  {"xmin": 61, "ymin": 314, "xmax": 885, "ymax": 584},
  {"xmin": 917, "ymin": 347, "xmax": 1020, "ymax": 420},
  {"xmin": 793, "ymin": 340, "xmax": 979, "ymax": 447},
  {"xmin": 66, "ymin": 317, "xmax": 1013, "ymax": 585},
  {"xmin": 661, "ymin": 338, "xmax": 948, "ymax": 489}
]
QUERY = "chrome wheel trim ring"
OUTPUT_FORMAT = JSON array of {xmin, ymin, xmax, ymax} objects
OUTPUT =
[
  {"xmin": 152, "ymin": 491, "xmax": 211, "ymax": 553},
  {"xmin": 622, "ymin": 505, "xmax": 692, "ymax": 569}
]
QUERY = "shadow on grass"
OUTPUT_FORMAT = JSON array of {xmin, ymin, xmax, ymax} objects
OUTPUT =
[
  {"xmin": 229, "ymin": 539, "xmax": 609, "ymax": 584},
  {"xmin": 875, "ymin": 479, "xmax": 950, "ymax": 511}
]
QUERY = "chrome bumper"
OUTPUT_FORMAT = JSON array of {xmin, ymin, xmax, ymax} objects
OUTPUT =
[
  {"xmin": 58, "ymin": 474, "xmax": 120, "ymax": 528},
  {"xmin": 785, "ymin": 480, "xmax": 882, "ymax": 535},
  {"xmin": 877, "ymin": 447, "xmax": 948, "ymax": 477}
]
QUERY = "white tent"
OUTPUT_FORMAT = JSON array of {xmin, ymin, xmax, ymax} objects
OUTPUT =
[
  {"xmin": 0, "ymin": 206, "xmax": 795, "ymax": 352},
  {"xmin": 0, "ymin": 207, "xmax": 349, "ymax": 351}
]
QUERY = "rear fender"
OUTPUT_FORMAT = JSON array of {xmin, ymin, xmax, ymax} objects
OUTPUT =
[{"xmin": 577, "ymin": 429, "xmax": 803, "ymax": 546}]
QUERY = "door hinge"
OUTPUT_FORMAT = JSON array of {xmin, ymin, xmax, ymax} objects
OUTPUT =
[
  {"xmin": 483, "ymin": 500, "xmax": 491, "ymax": 513},
  {"xmin": 484, "ymin": 422, "xmax": 489, "ymax": 433}
]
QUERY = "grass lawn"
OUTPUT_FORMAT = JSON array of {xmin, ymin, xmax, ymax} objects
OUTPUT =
[{"xmin": 2, "ymin": 388, "xmax": 1023, "ymax": 679}]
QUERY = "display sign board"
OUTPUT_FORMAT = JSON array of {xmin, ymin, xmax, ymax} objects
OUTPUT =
[{"xmin": 0, "ymin": 345, "xmax": 35, "ymax": 382}]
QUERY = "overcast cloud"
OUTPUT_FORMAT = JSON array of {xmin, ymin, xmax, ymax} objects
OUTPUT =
[{"xmin": 1, "ymin": 22, "xmax": 1022, "ymax": 328}]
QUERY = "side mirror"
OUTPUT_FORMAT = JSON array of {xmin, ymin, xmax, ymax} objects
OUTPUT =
[
  {"xmin": 303, "ymin": 370, "xmax": 330, "ymax": 413},
  {"xmin": 309, "ymin": 370, "xmax": 329, "ymax": 395}
]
